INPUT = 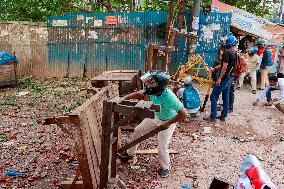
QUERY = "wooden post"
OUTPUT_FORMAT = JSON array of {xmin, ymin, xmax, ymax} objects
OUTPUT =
[
  {"xmin": 164, "ymin": 29, "xmax": 176, "ymax": 73},
  {"xmin": 173, "ymin": 0, "xmax": 185, "ymax": 70},
  {"xmin": 100, "ymin": 100, "xmax": 114, "ymax": 188},
  {"xmin": 146, "ymin": 43, "xmax": 154, "ymax": 71},
  {"xmin": 72, "ymin": 116, "xmax": 93, "ymax": 189},
  {"xmin": 152, "ymin": 45, "xmax": 158, "ymax": 70},
  {"xmin": 111, "ymin": 111, "xmax": 119, "ymax": 177}
]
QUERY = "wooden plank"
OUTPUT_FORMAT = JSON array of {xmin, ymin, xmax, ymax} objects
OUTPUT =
[
  {"xmin": 61, "ymin": 181, "xmax": 84, "ymax": 189},
  {"xmin": 85, "ymin": 107, "xmax": 102, "ymax": 165},
  {"xmin": 113, "ymin": 104, "xmax": 135, "ymax": 114},
  {"xmin": 100, "ymin": 101, "xmax": 114, "ymax": 188},
  {"xmin": 117, "ymin": 178, "xmax": 128, "ymax": 189},
  {"xmin": 71, "ymin": 116, "xmax": 93, "ymax": 189},
  {"xmin": 118, "ymin": 126, "xmax": 162, "ymax": 153},
  {"xmin": 111, "ymin": 112, "xmax": 119, "ymax": 177},
  {"xmin": 147, "ymin": 44, "xmax": 154, "ymax": 71},
  {"xmin": 276, "ymin": 103, "xmax": 284, "ymax": 114},
  {"xmin": 105, "ymin": 111, "xmax": 138, "ymax": 136},
  {"xmin": 134, "ymin": 148, "xmax": 178, "ymax": 155},
  {"xmin": 120, "ymin": 125, "xmax": 135, "ymax": 130},
  {"xmin": 44, "ymin": 116, "xmax": 74, "ymax": 125},
  {"xmin": 70, "ymin": 87, "xmax": 108, "ymax": 116},
  {"xmin": 120, "ymin": 100, "xmax": 139, "ymax": 106},
  {"xmin": 77, "ymin": 113, "xmax": 99, "ymax": 188},
  {"xmin": 152, "ymin": 47, "xmax": 158, "ymax": 70}
]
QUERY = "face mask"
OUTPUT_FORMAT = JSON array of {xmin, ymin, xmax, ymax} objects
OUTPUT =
[{"xmin": 144, "ymin": 85, "xmax": 165, "ymax": 95}]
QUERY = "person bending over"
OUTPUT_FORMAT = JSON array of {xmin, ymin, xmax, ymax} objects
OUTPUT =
[{"xmin": 119, "ymin": 70, "xmax": 187, "ymax": 178}]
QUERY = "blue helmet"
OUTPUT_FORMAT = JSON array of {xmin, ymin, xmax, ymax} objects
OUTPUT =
[
  {"xmin": 249, "ymin": 46, "xmax": 258, "ymax": 54},
  {"xmin": 223, "ymin": 34, "xmax": 238, "ymax": 47}
]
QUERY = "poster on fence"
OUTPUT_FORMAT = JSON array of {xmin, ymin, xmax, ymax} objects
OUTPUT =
[
  {"xmin": 211, "ymin": 0, "xmax": 284, "ymax": 43},
  {"xmin": 105, "ymin": 16, "xmax": 118, "ymax": 25}
]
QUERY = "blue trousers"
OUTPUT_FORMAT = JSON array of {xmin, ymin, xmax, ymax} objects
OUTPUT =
[
  {"xmin": 266, "ymin": 88, "xmax": 277, "ymax": 102},
  {"xmin": 210, "ymin": 76, "xmax": 233, "ymax": 119}
]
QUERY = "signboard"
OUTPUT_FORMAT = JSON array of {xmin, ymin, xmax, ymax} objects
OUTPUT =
[
  {"xmin": 52, "ymin": 20, "xmax": 68, "ymax": 27},
  {"xmin": 211, "ymin": 0, "xmax": 284, "ymax": 43},
  {"xmin": 105, "ymin": 16, "xmax": 118, "ymax": 25}
]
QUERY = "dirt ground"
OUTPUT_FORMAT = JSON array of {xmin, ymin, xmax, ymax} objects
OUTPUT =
[
  {"xmin": 0, "ymin": 77, "xmax": 91, "ymax": 188},
  {"xmin": 0, "ymin": 78, "xmax": 283, "ymax": 189},
  {"xmin": 118, "ymin": 85, "xmax": 284, "ymax": 188}
]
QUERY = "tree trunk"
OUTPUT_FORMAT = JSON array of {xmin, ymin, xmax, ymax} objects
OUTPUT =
[{"xmin": 261, "ymin": 0, "xmax": 266, "ymax": 17}]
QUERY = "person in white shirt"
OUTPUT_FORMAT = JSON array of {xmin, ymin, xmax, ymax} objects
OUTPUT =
[{"xmin": 253, "ymin": 74, "xmax": 284, "ymax": 106}]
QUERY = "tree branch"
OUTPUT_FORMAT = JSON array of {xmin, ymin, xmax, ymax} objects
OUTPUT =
[{"xmin": 60, "ymin": 0, "xmax": 93, "ymax": 13}]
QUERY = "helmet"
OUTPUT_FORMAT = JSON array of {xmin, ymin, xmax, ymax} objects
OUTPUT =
[
  {"xmin": 183, "ymin": 76, "xmax": 193, "ymax": 85},
  {"xmin": 140, "ymin": 70, "xmax": 170, "ymax": 95},
  {"xmin": 249, "ymin": 46, "xmax": 258, "ymax": 54},
  {"xmin": 256, "ymin": 38, "xmax": 265, "ymax": 46},
  {"xmin": 223, "ymin": 34, "xmax": 238, "ymax": 47}
]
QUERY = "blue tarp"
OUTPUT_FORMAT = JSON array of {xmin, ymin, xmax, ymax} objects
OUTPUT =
[{"xmin": 0, "ymin": 51, "xmax": 18, "ymax": 65}]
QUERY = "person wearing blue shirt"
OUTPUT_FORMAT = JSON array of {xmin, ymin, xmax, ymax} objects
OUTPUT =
[{"xmin": 256, "ymin": 38, "xmax": 273, "ymax": 90}]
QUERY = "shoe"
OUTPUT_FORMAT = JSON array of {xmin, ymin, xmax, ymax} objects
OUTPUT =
[
  {"xmin": 216, "ymin": 115, "xmax": 226, "ymax": 122},
  {"xmin": 203, "ymin": 115, "xmax": 216, "ymax": 123},
  {"xmin": 217, "ymin": 105, "xmax": 222, "ymax": 111},
  {"xmin": 161, "ymin": 169, "xmax": 170, "ymax": 178},
  {"xmin": 118, "ymin": 151, "xmax": 133, "ymax": 162},
  {"xmin": 252, "ymin": 90, "xmax": 256, "ymax": 94}
]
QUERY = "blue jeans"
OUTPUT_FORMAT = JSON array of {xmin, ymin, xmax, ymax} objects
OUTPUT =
[
  {"xmin": 266, "ymin": 88, "xmax": 277, "ymax": 102},
  {"xmin": 210, "ymin": 76, "xmax": 233, "ymax": 119}
]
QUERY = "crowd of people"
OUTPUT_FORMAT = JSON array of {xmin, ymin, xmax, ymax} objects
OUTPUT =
[{"xmin": 118, "ymin": 34, "xmax": 284, "ymax": 178}]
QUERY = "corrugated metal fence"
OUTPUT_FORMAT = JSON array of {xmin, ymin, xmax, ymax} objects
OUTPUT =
[
  {"xmin": 47, "ymin": 11, "xmax": 231, "ymax": 77},
  {"xmin": 196, "ymin": 12, "xmax": 232, "ymax": 67},
  {"xmin": 47, "ymin": 11, "xmax": 168, "ymax": 77},
  {"xmin": 0, "ymin": 12, "xmax": 232, "ymax": 78}
]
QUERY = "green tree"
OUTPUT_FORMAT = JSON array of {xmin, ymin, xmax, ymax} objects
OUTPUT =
[
  {"xmin": 0, "ymin": 0, "xmax": 92, "ymax": 21},
  {"xmin": 0, "ymin": 0, "xmax": 280, "ymax": 21}
]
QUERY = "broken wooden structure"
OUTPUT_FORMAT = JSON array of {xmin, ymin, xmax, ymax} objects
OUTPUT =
[
  {"xmin": 44, "ymin": 83, "xmax": 163, "ymax": 189},
  {"xmin": 91, "ymin": 70, "xmax": 141, "ymax": 96}
]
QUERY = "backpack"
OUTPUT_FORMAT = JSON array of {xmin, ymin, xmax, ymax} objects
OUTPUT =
[
  {"xmin": 183, "ymin": 86, "xmax": 200, "ymax": 109},
  {"xmin": 233, "ymin": 52, "xmax": 247, "ymax": 77}
]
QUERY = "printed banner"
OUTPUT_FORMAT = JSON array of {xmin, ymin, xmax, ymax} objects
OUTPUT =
[
  {"xmin": 105, "ymin": 16, "xmax": 118, "ymax": 25},
  {"xmin": 211, "ymin": 0, "xmax": 284, "ymax": 43}
]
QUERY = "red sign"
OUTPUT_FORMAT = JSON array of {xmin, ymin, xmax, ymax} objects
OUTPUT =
[{"xmin": 105, "ymin": 16, "xmax": 118, "ymax": 25}]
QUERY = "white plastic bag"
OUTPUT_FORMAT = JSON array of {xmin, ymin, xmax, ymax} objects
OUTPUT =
[{"xmin": 235, "ymin": 154, "xmax": 277, "ymax": 189}]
